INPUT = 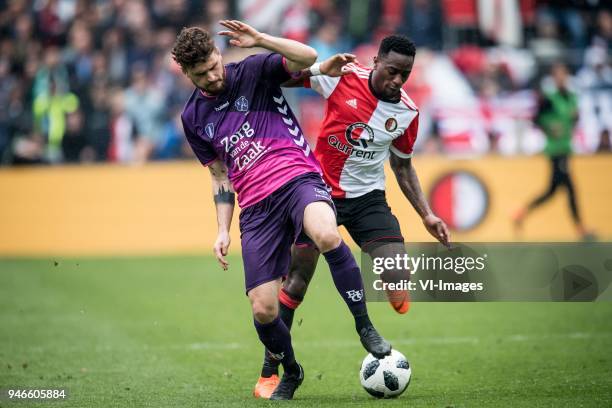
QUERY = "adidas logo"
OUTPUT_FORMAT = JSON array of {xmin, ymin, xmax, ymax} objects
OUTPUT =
[{"xmin": 346, "ymin": 98, "xmax": 357, "ymax": 109}]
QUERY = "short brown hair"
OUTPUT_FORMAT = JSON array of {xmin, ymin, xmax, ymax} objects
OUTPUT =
[{"xmin": 171, "ymin": 27, "xmax": 215, "ymax": 72}]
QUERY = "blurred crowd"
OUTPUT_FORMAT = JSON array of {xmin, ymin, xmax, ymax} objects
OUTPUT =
[{"xmin": 0, "ymin": 0, "xmax": 610, "ymax": 166}]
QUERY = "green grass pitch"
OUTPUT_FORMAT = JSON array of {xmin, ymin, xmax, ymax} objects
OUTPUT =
[{"xmin": 1, "ymin": 255, "xmax": 611, "ymax": 407}]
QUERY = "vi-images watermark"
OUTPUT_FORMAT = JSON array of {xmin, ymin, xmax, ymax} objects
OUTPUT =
[
  {"xmin": 370, "ymin": 253, "xmax": 487, "ymax": 294},
  {"xmin": 361, "ymin": 243, "xmax": 612, "ymax": 302}
]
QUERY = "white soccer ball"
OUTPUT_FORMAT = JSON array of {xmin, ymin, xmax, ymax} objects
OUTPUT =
[{"xmin": 359, "ymin": 349, "xmax": 411, "ymax": 398}]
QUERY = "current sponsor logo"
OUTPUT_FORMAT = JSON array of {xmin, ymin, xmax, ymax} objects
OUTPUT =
[
  {"xmin": 328, "ymin": 135, "xmax": 376, "ymax": 159},
  {"xmin": 346, "ymin": 98, "xmax": 358, "ymax": 109},
  {"xmin": 345, "ymin": 122, "xmax": 374, "ymax": 148}
]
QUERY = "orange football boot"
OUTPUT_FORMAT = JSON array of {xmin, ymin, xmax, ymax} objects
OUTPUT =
[
  {"xmin": 387, "ymin": 289, "xmax": 410, "ymax": 314},
  {"xmin": 253, "ymin": 374, "xmax": 280, "ymax": 399}
]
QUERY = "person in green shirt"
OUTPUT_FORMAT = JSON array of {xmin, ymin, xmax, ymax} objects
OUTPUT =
[
  {"xmin": 33, "ymin": 78, "xmax": 79, "ymax": 163},
  {"xmin": 514, "ymin": 62, "xmax": 593, "ymax": 240}
]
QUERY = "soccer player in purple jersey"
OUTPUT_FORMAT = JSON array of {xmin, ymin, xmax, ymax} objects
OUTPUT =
[{"xmin": 172, "ymin": 20, "xmax": 391, "ymax": 400}]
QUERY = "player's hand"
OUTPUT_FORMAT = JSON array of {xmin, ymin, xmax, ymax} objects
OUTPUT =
[
  {"xmin": 423, "ymin": 214, "xmax": 451, "ymax": 248},
  {"xmin": 218, "ymin": 20, "xmax": 261, "ymax": 48},
  {"xmin": 320, "ymin": 53, "xmax": 357, "ymax": 77},
  {"xmin": 213, "ymin": 231, "xmax": 231, "ymax": 270}
]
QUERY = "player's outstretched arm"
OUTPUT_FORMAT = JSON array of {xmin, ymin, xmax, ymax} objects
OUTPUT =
[
  {"xmin": 282, "ymin": 53, "xmax": 357, "ymax": 88},
  {"xmin": 218, "ymin": 20, "xmax": 317, "ymax": 71},
  {"xmin": 209, "ymin": 160, "xmax": 235, "ymax": 270},
  {"xmin": 390, "ymin": 152, "xmax": 451, "ymax": 248}
]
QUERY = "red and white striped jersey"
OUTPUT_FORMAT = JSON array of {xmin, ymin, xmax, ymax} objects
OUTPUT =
[{"xmin": 305, "ymin": 62, "xmax": 419, "ymax": 198}]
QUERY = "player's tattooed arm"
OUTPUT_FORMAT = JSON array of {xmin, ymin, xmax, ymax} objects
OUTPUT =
[
  {"xmin": 209, "ymin": 160, "xmax": 235, "ymax": 270},
  {"xmin": 218, "ymin": 20, "xmax": 317, "ymax": 72},
  {"xmin": 210, "ymin": 161, "xmax": 235, "ymax": 204},
  {"xmin": 282, "ymin": 53, "xmax": 357, "ymax": 87},
  {"xmin": 390, "ymin": 153, "xmax": 451, "ymax": 247}
]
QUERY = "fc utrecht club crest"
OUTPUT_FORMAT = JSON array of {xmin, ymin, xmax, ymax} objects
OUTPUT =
[
  {"xmin": 234, "ymin": 96, "xmax": 249, "ymax": 112},
  {"xmin": 385, "ymin": 117, "xmax": 398, "ymax": 132},
  {"xmin": 346, "ymin": 289, "xmax": 364, "ymax": 302},
  {"xmin": 205, "ymin": 123, "xmax": 214, "ymax": 139}
]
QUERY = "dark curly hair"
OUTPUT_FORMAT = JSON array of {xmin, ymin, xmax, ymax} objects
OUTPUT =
[
  {"xmin": 171, "ymin": 27, "xmax": 215, "ymax": 72},
  {"xmin": 378, "ymin": 35, "xmax": 416, "ymax": 59}
]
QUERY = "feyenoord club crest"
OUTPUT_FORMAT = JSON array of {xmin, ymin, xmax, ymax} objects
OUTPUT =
[
  {"xmin": 429, "ymin": 171, "xmax": 489, "ymax": 231},
  {"xmin": 385, "ymin": 117, "xmax": 398, "ymax": 132}
]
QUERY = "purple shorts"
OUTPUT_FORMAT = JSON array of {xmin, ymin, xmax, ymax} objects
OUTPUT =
[{"xmin": 239, "ymin": 172, "xmax": 333, "ymax": 293}]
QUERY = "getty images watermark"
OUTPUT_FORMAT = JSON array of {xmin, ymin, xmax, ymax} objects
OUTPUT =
[
  {"xmin": 371, "ymin": 252, "xmax": 487, "ymax": 293},
  {"xmin": 361, "ymin": 242, "xmax": 612, "ymax": 302}
]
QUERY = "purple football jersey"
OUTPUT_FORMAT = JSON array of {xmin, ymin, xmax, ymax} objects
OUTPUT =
[{"xmin": 181, "ymin": 53, "xmax": 321, "ymax": 208}]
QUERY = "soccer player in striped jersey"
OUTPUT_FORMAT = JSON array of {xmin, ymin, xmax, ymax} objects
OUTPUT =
[{"xmin": 254, "ymin": 35, "xmax": 451, "ymax": 398}]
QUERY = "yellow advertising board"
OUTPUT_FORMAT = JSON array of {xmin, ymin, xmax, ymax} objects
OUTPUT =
[{"xmin": 0, "ymin": 155, "xmax": 610, "ymax": 256}]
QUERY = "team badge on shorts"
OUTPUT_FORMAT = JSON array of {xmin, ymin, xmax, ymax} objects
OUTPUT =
[
  {"xmin": 235, "ymin": 96, "xmax": 249, "ymax": 112},
  {"xmin": 314, "ymin": 187, "xmax": 331, "ymax": 200},
  {"xmin": 385, "ymin": 117, "xmax": 398, "ymax": 132}
]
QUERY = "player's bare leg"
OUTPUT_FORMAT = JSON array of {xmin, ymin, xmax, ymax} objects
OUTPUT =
[
  {"xmin": 368, "ymin": 242, "xmax": 411, "ymax": 314},
  {"xmin": 283, "ymin": 244, "xmax": 320, "ymax": 307},
  {"xmin": 303, "ymin": 201, "xmax": 391, "ymax": 358},
  {"xmin": 249, "ymin": 279, "xmax": 304, "ymax": 400},
  {"xmin": 255, "ymin": 246, "xmax": 318, "ymax": 398},
  {"xmin": 248, "ymin": 279, "xmax": 281, "ymax": 324}
]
